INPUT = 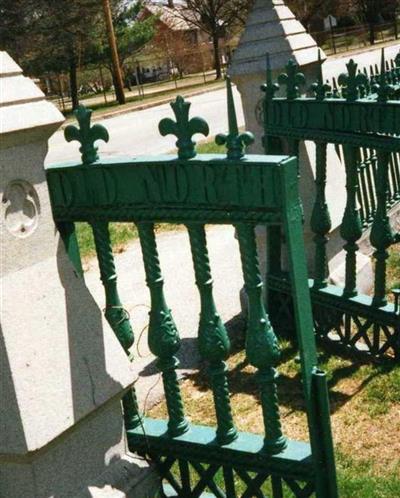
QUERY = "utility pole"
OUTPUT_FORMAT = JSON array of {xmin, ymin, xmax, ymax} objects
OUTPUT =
[{"xmin": 102, "ymin": 0, "xmax": 126, "ymax": 104}]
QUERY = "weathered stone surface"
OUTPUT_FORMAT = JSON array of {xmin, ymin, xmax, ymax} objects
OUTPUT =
[
  {"xmin": 0, "ymin": 51, "xmax": 158, "ymax": 498},
  {"xmin": 0, "ymin": 52, "xmax": 63, "ymax": 146},
  {"xmin": 230, "ymin": 0, "xmax": 325, "ymax": 77},
  {"xmin": 0, "ymin": 401, "xmax": 160, "ymax": 498}
]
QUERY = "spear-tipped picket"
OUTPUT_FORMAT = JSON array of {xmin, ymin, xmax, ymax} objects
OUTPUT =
[
  {"xmin": 373, "ymin": 49, "xmax": 394, "ymax": 102},
  {"xmin": 215, "ymin": 77, "xmax": 254, "ymax": 160},
  {"xmin": 311, "ymin": 51, "xmax": 331, "ymax": 101},
  {"xmin": 261, "ymin": 53, "xmax": 279, "ymax": 100},
  {"xmin": 64, "ymin": 105, "xmax": 109, "ymax": 164}
]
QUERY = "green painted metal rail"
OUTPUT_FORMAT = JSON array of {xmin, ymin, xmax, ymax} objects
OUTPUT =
[
  {"xmin": 263, "ymin": 50, "xmax": 400, "ymax": 361},
  {"xmin": 47, "ymin": 81, "xmax": 338, "ymax": 497}
]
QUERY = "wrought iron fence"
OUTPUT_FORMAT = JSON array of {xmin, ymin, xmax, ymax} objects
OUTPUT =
[
  {"xmin": 263, "ymin": 50, "xmax": 400, "ymax": 361},
  {"xmin": 312, "ymin": 20, "xmax": 400, "ymax": 56},
  {"xmin": 46, "ymin": 81, "xmax": 338, "ymax": 497}
]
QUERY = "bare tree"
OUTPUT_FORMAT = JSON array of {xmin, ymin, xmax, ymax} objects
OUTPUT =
[
  {"xmin": 177, "ymin": 0, "xmax": 253, "ymax": 79},
  {"xmin": 287, "ymin": 0, "xmax": 336, "ymax": 29},
  {"xmin": 349, "ymin": 0, "xmax": 399, "ymax": 43}
]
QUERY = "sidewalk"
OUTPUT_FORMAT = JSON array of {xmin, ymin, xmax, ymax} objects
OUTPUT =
[{"xmin": 82, "ymin": 225, "xmax": 244, "ymax": 412}]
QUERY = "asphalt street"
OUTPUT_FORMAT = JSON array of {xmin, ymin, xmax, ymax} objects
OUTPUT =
[{"xmin": 45, "ymin": 87, "xmax": 245, "ymax": 165}]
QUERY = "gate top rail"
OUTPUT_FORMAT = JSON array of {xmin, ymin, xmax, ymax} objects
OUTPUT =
[
  {"xmin": 263, "ymin": 49, "xmax": 400, "ymax": 150},
  {"xmin": 47, "ymin": 79, "xmax": 295, "ymax": 226}
]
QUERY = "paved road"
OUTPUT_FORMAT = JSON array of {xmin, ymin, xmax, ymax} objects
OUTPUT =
[{"xmin": 45, "ymin": 87, "xmax": 245, "ymax": 165}]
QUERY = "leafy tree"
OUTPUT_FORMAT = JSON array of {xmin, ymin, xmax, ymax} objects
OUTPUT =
[
  {"xmin": 92, "ymin": 1, "xmax": 155, "ymax": 88},
  {"xmin": 0, "ymin": 0, "xmax": 37, "ymax": 63},
  {"xmin": 0, "ymin": 0, "xmax": 102, "ymax": 109},
  {"xmin": 177, "ymin": 0, "xmax": 253, "ymax": 79},
  {"xmin": 286, "ymin": 0, "xmax": 336, "ymax": 29},
  {"xmin": 0, "ymin": 0, "xmax": 155, "ymax": 109}
]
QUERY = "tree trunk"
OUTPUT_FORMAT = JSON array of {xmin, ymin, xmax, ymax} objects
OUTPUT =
[
  {"xmin": 69, "ymin": 60, "xmax": 79, "ymax": 110},
  {"xmin": 212, "ymin": 32, "xmax": 222, "ymax": 79},
  {"xmin": 369, "ymin": 23, "xmax": 375, "ymax": 45}
]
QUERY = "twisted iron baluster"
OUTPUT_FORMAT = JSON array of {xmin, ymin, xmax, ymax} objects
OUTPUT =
[
  {"xmin": 311, "ymin": 142, "xmax": 332, "ymax": 289},
  {"xmin": 236, "ymin": 223, "xmax": 287, "ymax": 455},
  {"xmin": 359, "ymin": 149, "xmax": 372, "ymax": 224},
  {"xmin": 91, "ymin": 221, "xmax": 141, "ymax": 430},
  {"xmin": 137, "ymin": 222, "xmax": 189, "ymax": 437},
  {"xmin": 186, "ymin": 224, "xmax": 237, "ymax": 445},
  {"xmin": 392, "ymin": 152, "xmax": 400, "ymax": 200},
  {"xmin": 370, "ymin": 150, "xmax": 395, "ymax": 307},
  {"xmin": 340, "ymin": 146, "xmax": 363, "ymax": 297},
  {"xmin": 366, "ymin": 150, "xmax": 377, "ymax": 217}
]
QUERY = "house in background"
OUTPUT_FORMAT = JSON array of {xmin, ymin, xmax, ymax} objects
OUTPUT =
[{"xmin": 136, "ymin": 0, "xmax": 215, "ymax": 78}]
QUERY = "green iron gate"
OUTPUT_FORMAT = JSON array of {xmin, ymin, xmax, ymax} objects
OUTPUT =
[
  {"xmin": 263, "ymin": 50, "xmax": 400, "ymax": 362},
  {"xmin": 46, "ymin": 80, "xmax": 338, "ymax": 497}
]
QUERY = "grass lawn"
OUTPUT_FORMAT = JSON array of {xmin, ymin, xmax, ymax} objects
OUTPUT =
[
  {"xmin": 387, "ymin": 243, "xmax": 400, "ymax": 292},
  {"xmin": 149, "ymin": 332, "xmax": 400, "ymax": 497}
]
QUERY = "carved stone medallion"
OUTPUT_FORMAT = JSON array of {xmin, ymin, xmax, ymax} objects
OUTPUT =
[{"xmin": 2, "ymin": 180, "xmax": 40, "ymax": 238}]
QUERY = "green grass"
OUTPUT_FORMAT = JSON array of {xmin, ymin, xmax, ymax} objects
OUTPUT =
[
  {"xmin": 76, "ymin": 222, "xmax": 138, "ymax": 260},
  {"xmin": 362, "ymin": 364, "xmax": 400, "ymax": 415},
  {"xmin": 150, "ymin": 331, "xmax": 400, "ymax": 497},
  {"xmin": 167, "ymin": 454, "xmax": 400, "ymax": 497},
  {"xmin": 76, "ymin": 222, "xmax": 182, "ymax": 260},
  {"xmin": 336, "ymin": 454, "xmax": 400, "ymax": 498},
  {"xmin": 195, "ymin": 138, "xmax": 225, "ymax": 154},
  {"xmin": 387, "ymin": 243, "xmax": 400, "ymax": 292}
]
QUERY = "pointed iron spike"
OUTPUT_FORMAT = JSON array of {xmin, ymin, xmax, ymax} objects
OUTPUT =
[
  {"xmin": 266, "ymin": 52, "xmax": 272, "ymax": 84},
  {"xmin": 318, "ymin": 50, "xmax": 323, "ymax": 83},
  {"xmin": 380, "ymin": 48, "xmax": 386, "ymax": 79},
  {"xmin": 226, "ymin": 76, "xmax": 239, "ymax": 136}
]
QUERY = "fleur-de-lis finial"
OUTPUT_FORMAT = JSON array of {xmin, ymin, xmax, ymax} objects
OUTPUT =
[
  {"xmin": 215, "ymin": 77, "xmax": 254, "ymax": 160},
  {"xmin": 64, "ymin": 105, "xmax": 109, "ymax": 164},
  {"xmin": 159, "ymin": 96, "xmax": 209, "ymax": 160},
  {"xmin": 261, "ymin": 53, "xmax": 279, "ymax": 100},
  {"xmin": 277, "ymin": 59, "xmax": 306, "ymax": 100},
  {"xmin": 311, "ymin": 50, "xmax": 331, "ymax": 100},
  {"xmin": 338, "ymin": 59, "xmax": 368, "ymax": 102},
  {"xmin": 372, "ymin": 49, "xmax": 394, "ymax": 102}
]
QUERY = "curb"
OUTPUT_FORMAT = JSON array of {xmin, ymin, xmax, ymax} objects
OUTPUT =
[{"xmin": 61, "ymin": 83, "xmax": 224, "ymax": 129}]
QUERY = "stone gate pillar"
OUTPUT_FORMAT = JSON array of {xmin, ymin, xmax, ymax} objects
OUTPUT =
[
  {"xmin": 230, "ymin": 0, "xmax": 324, "ymax": 153},
  {"xmin": 0, "ymin": 52, "xmax": 159, "ymax": 498}
]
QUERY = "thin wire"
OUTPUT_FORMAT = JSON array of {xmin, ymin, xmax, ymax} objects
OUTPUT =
[
  {"xmin": 143, "ymin": 373, "xmax": 163, "ymax": 417},
  {"xmin": 136, "ymin": 323, "xmax": 150, "ymax": 358},
  {"xmin": 134, "ymin": 373, "xmax": 163, "ymax": 464}
]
